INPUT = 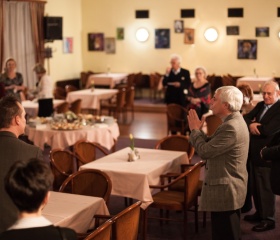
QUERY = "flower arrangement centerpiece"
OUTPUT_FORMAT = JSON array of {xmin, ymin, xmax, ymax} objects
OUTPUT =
[
  {"xmin": 91, "ymin": 79, "xmax": 95, "ymax": 92},
  {"xmin": 129, "ymin": 133, "xmax": 134, "ymax": 151},
  {"xmin": 128, "ymin": 134, "xmax": 139, "ymax": 161}
]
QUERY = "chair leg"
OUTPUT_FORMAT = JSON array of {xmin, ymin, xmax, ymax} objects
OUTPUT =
[
  {"xmin": 184, "ymin": 210, "xmax": 188, "ymax": 240},
  {"xmin": 141, "ymin": 208, "xmax": 148, "ymax": 240},
  {"xmin": 195, "ymin": 204, "xmax": 199, "ymax": 233},
  {"xmin": 203, "ymin": 211, "xmax": 207, "ymax": 228}
]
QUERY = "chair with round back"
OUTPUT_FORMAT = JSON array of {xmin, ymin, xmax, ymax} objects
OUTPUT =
[
  {"xmin": 59, "ymin": 169, "xmax": 112, "ymax": 205},
  {"xmin": 69, "ymin": 99, "xmax": 82, "ymax": 114},
  {"xmin": 205, "ymin": 114, "xmax": 222, "ymax": 136},
  {"xmin": 155, "ymin": 135, "xmax": 195, "ymax": 162},
  {"xmin": 55, "ymin": 101, "xmax": 70, "ymax": 113},
  {"xmin": 124, "ymin": 86, "xmax": 135, "ymax": 122},
  {"xmin": 65, "ymin": 85, "xmax": 78, "ymax": 95},
  {"xmin": 166, "ymin": 104, "xmax": 189, "ymax": 135},
  {"xmin": 73, "ymin": 139, "xmax": 109, "ymax": 167},
  {"xmin": 53, "ymin": 86, "xmax": 67, "ymax": 100},
  {"xmin": 83, "ymin": 220, "xmax": 112, "ymax": 240}
]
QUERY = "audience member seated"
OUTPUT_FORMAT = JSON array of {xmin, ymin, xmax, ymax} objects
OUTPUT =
[
  {"xmin": 187, "ymin": 66, "xmax": 211, "ymax": 118},
  {"xmin": 0, "ymin": 58, "xmax": 26, "ymax": 101},
  {"xmin": 0, "ymin": 158, "xmax": 77, "ymax": 240},
  {"xmin": 237, "ymin": 83, "xmax": 254, "ymax": 115}
]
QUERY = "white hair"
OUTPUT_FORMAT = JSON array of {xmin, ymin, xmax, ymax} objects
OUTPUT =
[
  {"xmin": 216, "ymin": 86, "xmax": 243, "ymax": 112},
  {"xmin": 170, "ymin": 54, "xmax": 182, "ymax": 64},
  {"xmin": 195, "ymin": 66, "xmax": 207, "ymax": 77},
  {"xmin": 263, "ymin": 80, "xmax": 279, "ymax": 91}
]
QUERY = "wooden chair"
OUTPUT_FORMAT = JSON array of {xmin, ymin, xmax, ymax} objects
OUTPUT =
[
  {"xmin": 53, "ymin": 86, "xmax": 66, "ymax": 100},
  {"xmin": 126, "ymin": 73, "xmax": 135, "ymax": 87},
  {"xmin": 145, "ymin": 161, "xmax": 204, "ymax": 239},
  {"xmin": 166, "ymin": 104, "xmax": 189, "ymax": 135},
  {"xmin": 81, "ymin": 71, "xmax": 94, "ymax": 89},
  {"xmin": 69, "ymin": 99, "xmax": 82, "ymax": 114},
  {"xmin": 65, "ymin": 84, "xmax": 78, "ymax": 95},
  {"xmin": 49, "ymin": 149, "xmax": 78, "ymax": 191},
  {"xmin": 149, "ymin": 73, "xmax": 163, "ymax": 100},
  {"xmin": 221, "ymin": 75, "xmax": 236, "ymax": 86},
  {"xmin": 55, "ymin": 102, "xmax": 70, "ymax": 113},
  {"xmin": 83, "ymin": 220, "xmax": 112, "ymax": 240},
  {"xmin": 155, "ymin": 135, "xmax": 195, "ymax": 162},
  {"xmin": 73, "ymin": 139, "xmax": 109, "ymax": 167},
  {"xmin": 95, "ymin": 201, "xmax": 141, "ymax": 240},
  {"xmin": 59, "ymin": 169, "xmax": 112, "ymax": 205},
  {"xmin": 100, "ymin": 88, "xmax": 126, "ymax": 122},
  {"xmin": 205, "ymin": 114, "xmax": 222, "ymax": 136},
  {"xmin": 124, "ymin": 86, "xmax": 135, "ymax": 122}
]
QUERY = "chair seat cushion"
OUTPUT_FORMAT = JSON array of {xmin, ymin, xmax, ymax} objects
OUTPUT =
[{"xmin": 152, "ymin": 191, "xmax": 184, "ymax": 210}]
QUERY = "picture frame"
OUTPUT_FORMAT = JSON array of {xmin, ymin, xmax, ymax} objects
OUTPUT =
[
  {"xmin": 256, "ymin": 27, "xmax": 269, "ymax": 37},
  {"xmin": 155, "ymin": 29, "xmax": 170, "ymax": 49},
  {"xmin": 105, "ymin": 38, "xmax": 116, "ymax": 54},
  {"xmin": 116, "ymin": 28, "xmax": 124, "ymax": 40},
  {"xmin": 226, "ymin": 26, "xmax": 239, "ymax": 35},
  {"xmin": 88, "ymin": 33, "xmax": 104, "ymax": 51},
  {"xmin": 174, "ymin": 20, "xmax": 184, "ymax": 33},
  {"xmin": 237, "ymin": 39, "xmax": 257, "ymax": 60},
  {"xmin": 184, "ymin": 28, "xmax": 195, "ymax": 44},
  {"xmin": 63, "ymin": 37, "xmax": 73, "ymax": 53}
]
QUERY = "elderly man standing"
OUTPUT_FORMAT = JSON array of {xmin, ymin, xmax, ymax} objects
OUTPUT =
[
  {"xmin": 0, "ymin": 95, "xmax": 43, "ymax": 233},
  {"xmin": 243, "ymin": 80, "xmax": 280, "ymax": 232},
  {"xmin": 188, "ymin": 86, "xmax": 249, "ymax": 240},
  {"xmin": 162, "ymin": 54, "xmax": 191, "ymax": 107}
]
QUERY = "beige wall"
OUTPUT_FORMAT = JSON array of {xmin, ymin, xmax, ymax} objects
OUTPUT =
[
  {"xmin": 45, "ymin": 0, "xmax": 82, "ymax": 83},
  {"xmin": 81, "ymin": 0, "xmax": 280, "ymax": 77}
]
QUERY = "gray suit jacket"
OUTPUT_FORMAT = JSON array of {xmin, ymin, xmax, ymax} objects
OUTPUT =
[
  {"xmin": 0, "ymin": 131, "xmax": 43, "ymax": 233},
  {"xmin": 190, "ymin": 112, "xmax": 249, "ymax": 211}
]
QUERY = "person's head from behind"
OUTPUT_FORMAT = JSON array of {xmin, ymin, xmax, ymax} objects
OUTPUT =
[
  {"xmin": 210, "ymin": 86, "xmax": 243, "ymax": 117},
  {"xmin": 194, "ymin": 66, "xmax": 207, "ymax": 81},
  {"xmin": 4, "ymin": 58, "xmax": 17, "ymax": 73},
  {"xmin": 170, "ymin": 54, "xmax": 182, "ymax": 71},
  {"xmin": 261, "ymin": 80, "xmax": 279, "ymax": 105},
  {"xmin": 0, "ymin": 95, "xmax": 26, "ymax": 136},
  {"xmin": 237, "ymin": 84, "xmax": 254, "ymax": 105},
  {"xmin": 5, "ymin": 158, "xmax": 53, "ymax": 214},
  {"xmin": 33, "ymin": 63, "xmax": 46, "ymax": 79}
]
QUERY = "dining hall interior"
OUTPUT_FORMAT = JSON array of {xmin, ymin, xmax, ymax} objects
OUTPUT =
[{"xmin": 1, "ymin": 0, "xmax": 280, "ymax": 239}]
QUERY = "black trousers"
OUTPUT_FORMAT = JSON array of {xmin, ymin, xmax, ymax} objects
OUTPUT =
[{"xmin": 211, "ymin": 209, "xmax": 241, "ymax": 240}]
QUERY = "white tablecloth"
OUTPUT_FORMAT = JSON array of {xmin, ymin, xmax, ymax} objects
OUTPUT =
[
  {"xmin": 43, "ymin": 191, "xmax": 109, "ymax": 233},
  {"xmin": 25, "ymin": 122, "xmax": 119, "ymax": 150},
  {"xmin": 237, "ymin": 76, "xmax": 274, "ymax": 92},
  {"xmin": 87, "ymin": 73, "xmax": 128, "ymax": 89},
  {"xmin": 80, "ymin": 147, "xmax": 189, "ymax": 209},
  {"xmin": 22, "ymin": 100, "xmax": 65, "ymax": 117},
  {"xmin": 66, "ymin": 89, "xmax": 118, "ymax": 110}
]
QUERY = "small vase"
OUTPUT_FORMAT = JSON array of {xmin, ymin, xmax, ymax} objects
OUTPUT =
[{"xmin": 128, "ymin": 149, "xmax": 139, "ymax": 162}]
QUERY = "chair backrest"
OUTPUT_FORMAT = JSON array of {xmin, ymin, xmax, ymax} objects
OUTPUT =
[
  {"xmin": 73, "ymin": 139, "xmax": 108, "ymax": 166},
  {"xmin": 69, "ymin": 99, "xmax": 82, "ymax": 114},
  {"xmin": 116, "ymin": 88, "xmax": 126, "ymax": 109},
  {"xmin": 166, "ymin": 104, "xmax": 188, "ymax": 134},
  {"xmin": 55, "ymin": 102, "xmax": 70, "ymax": 113},
  {"xmin": 50, "ymin": 149, "xmax": 77, "ymax": 191},
  {"xmin": 84, "ymin": 220, "xmax": 112, "ymax": 240},
  {"xmin": 126, "ymin": 73, "xmax": 135, "ymax": 87},
  {"xmin": 155, "ymin": 135, "xmax": 195, "ymax": 161},
  {"xmin": 38, "ymin": 98, "xmax": 53, "ymax": 117},
  {"xmin": 65, "ymin": 84, "xmax": 78, "ymax": 94},
  {"xmin": 111, "ymin": 201, "xmax": 141, "ymax": 240},
  {"xmin": 125, "ymin": 86, "xmax": 135, "ymax": 108},
  {"xmin": 53, "ymin": 86, "xmax": 66, "ymax": 100},
  {"xmin": 205, "ymin": 114, "xmax": 222, "ymax": 136},
  {"xmin": 59, "ymin": 169, "xmax": 112, "ymax": 204}
]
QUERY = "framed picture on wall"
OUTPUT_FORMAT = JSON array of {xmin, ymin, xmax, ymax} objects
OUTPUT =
[
  {"xmin": 88, "ymin": 33, "xmax": 104, "ymax": 51},
  {"xmin": 184, "ymin": 28, "xmax": 195, "ymax": 44},
  {"xmin": 116, "ymin": 28, "xmax": 124, "ymax": 40},
  {"xmin": 105, "ymin": 38, "xmax": 116, "ymax": 54},
  {"xmin": 155, "ymin": 29, "xmax": 170, "ymax": 49},
  {"xmin": 63, "ymin": 37, "xmax": 73, "ymax": 53},
  {"xmin": 256, "ymin": 27, "xmax": 269, "ymax": 37},
  {"xmin": 174, "ymin": 20, "xmax": 184, "ymax": 33},
  {"xmin": 226, "ymin": 26, "xmax": 239, "ymax": 35},
  {"xmin": 237, "ymin": 39, "xmax": 257, "ymax": 59}
]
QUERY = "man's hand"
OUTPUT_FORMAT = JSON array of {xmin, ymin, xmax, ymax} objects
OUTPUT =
[
  {"xmin": 173, "ymin": 81, "xmax": 180, "ymax": 87},
  {"xmin": 187, "ymin": 109, "xmax": 205, "ymax": 131},
  {"xmin": 249, "ymin": 122, "xmax": 261, "ymax": 135}
]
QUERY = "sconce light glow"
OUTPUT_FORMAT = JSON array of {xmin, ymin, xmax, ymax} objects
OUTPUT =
[
  {"xmin": 136, "ymin": 28, "xmax": 149, "ymax": 42},
  {"xmin": 278, "ymin": 31, "xmax": 280, "ymax": 39},
  {"xmin": 204, "ymin": 28, "xmax": 218, "ymax": 42}
]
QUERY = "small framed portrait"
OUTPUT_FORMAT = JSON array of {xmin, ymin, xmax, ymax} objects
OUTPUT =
[
  {"xmin": 184, "ymin": 28, "xmax": 195, "ymax": 44},
  {"xmin": 256, "ymin": 27, "xmax": 269, "ymax": 37},
  {"xmin": 237, "ymin": 39, "xmax": 257, "ymax": 60},
  {"xmin": 105, "ymin": 38, "xmax": 116, "ymax": 54},
  {"xmin": 63, "ymin": 37, "xmax": 73, "ymax": 53},
  {"xmin": 226, "ymin": 26, "xmax": 239, "ymax": 35},
  {"xmin": 88, "ymin": 33, "xmax": 104, "ymax": 51},
  {"xmin": 174, "ymin": 20, "xmax": 184, "ymax": 33},
  {"xmin": 155, "ymin": 29, "xmax": 170, "ymax": 49},
  {"xmin": 116, "ymin": 28, "xmax": 124, "ymax": 40}
]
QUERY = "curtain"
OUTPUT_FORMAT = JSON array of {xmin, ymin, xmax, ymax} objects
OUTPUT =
[{"xmin": 0, "ymin": 0, "xmax": 4, "ymax": 70}]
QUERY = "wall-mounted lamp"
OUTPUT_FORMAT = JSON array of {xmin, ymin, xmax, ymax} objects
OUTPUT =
[
  {"xmin": 136, "ymin": 28, "xmax": 149, "ymax": 42},
  {"xmin": 278, "ymin": 31, "xmax": 280, "ymax": 38},
  {"xmin": 204, "ymin": 28, "xmax": 218, "ymax": 42}
]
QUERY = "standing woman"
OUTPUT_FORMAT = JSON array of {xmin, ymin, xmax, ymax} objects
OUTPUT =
[
  {"xmin": 0, "ymin": 58, "xmax": 26, "ymax": 101},
  {"xmin": 187, "ymin": 67, "xmax": 211, "ymax": 118}
]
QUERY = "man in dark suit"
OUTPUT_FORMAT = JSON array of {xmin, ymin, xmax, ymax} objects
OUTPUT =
[
  {"xmin": 162, "ymin": 54, "xmax": 191, "ymax": 107},
  {"xmin": 0, "ymin": 95, "xmax": 43, "ymax": 233},
  {"xmin": 243, "ymin": 80, "xmax": 280, "ymax": 232}
]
